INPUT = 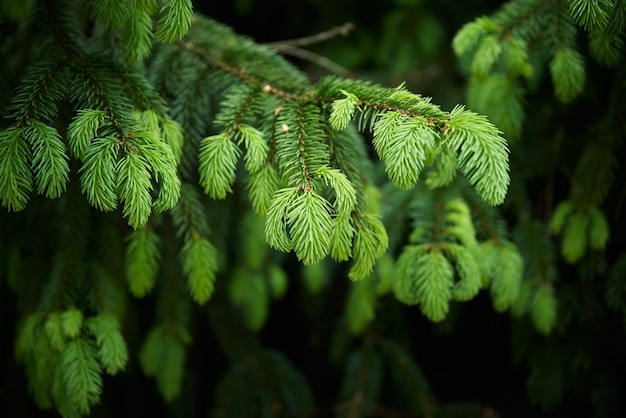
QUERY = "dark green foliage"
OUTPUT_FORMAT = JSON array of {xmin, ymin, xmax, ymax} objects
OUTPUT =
[
  {"xmin": 1, "ymin": 0, "xmax": 625, "ymax": 417},
  {"xmin": 212, "ymin": 349, "xmax": 315, "ymax": 417}
]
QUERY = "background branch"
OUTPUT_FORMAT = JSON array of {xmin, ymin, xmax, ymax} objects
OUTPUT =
[{"xmin": 265, "ymin": 22, "xmax": 356, "ymax": 77}]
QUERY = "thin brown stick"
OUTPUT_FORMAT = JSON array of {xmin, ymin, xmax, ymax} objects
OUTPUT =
[
  {"xmin": 265, "ymin": 22, "xmax": 355, "ymax": 48},
  {"xmin": 268, "ymin": 44, "xmax": 353, "ymax": 77},
  {"xmin": 264, "ymin": 22, "xmax": 356, "ymax": 76}
]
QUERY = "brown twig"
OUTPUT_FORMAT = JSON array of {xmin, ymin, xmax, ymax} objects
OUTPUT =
[
  {"xmin": 265, "ymin": 22, "xmax": 355, "ymax": 48},
  {"xmin": 267, "ymin": 44, "xmax": 353, "ymax": 77},
  {"xmin": 264, "ymin": 22, "xmax": 356, "ymax": 77}
]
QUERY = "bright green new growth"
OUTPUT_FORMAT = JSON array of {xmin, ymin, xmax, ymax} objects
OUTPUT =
[
  {"xmin": 84, "ymin": 314, "xmax": 128, "ymax": 375},
  {"xmin": 451, "ymin": 0, "xmax": 623, "ymax": 139},
  {"xmin": 199, "ymin": 133, "xmax": 242, "ymax": 198},
  {"xmin": 395, "ymin": 246, "xmax": 455, "ymax": 322},
  {"xmin": 389, "ymin": 192, "xmax": 501, "ymax": 322}
]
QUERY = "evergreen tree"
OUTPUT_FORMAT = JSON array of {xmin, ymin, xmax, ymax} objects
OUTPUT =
[{"xmin": 0, "ymin": 0, "xmax": 624, "ymax": 417}]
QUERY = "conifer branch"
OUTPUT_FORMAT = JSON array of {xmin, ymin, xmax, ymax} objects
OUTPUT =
[
  {"xmin": 493, "ymin": 0, "xmax": 551, "ymax": 37},
  {"xmin": 12, "ymin": 2, "xmax": 618, "ymax": 415},
  {"xmin": 9, "ymin": 58, "xmax": 71, "ymax": 127},
  {"xmin": 41, "ymin": 0, "xmax": 81, "ymax": 57},
  {"xmin": 378, "ymin": 339, "xmax": 437, "ymax": 418},
  {"xmin": 339, "ymin": 343, "xmax": 383, "ymax": 418},
  {"xmin": 71, "ymin": 61, "xmax": 134, "ymax": 141}
]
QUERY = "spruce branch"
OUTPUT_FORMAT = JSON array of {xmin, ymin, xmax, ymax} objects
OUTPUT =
[
  {"xmin": 550, "ymin": 47, "xmax": 586, "ymax": 103},
  {"xmin": 2, "ymin": 0, "xmax": 626, "ymax": 415},
  {"xmin": 265, "ymin": 187, "xmax": 299, "ymax": 253},
  {"xmin": 569, "ymin": 0, "xmax": 612, "ymax": 31},
  {"xmin": 338, "ymin": 344, "xmax": 384, "ymax": 418},
  {"xmin": 155, "ymin": 0, "xmax": 194, "ymax": 43},
  {"xmin": 67, "ymin": 109, "xmax": 108, "ymax": 160},
  {"xmin": 121, "ymin": 2, "xmax": 156, "ymax": 62},
  {"xmin": 486, "ymin": 240, "xmax": 524, "ymax": 312},
  {"xmin": 531, "ymin": 282, "xmax": 558, "ymax": 335},
  {"xmin": 395, "ymin": 246, "xmax": 454, "ymax": 322},
  {"xmin": 378, "ymin": 339, "xmax": 437, "ymax": 418},
  {"xmin": 171, "ymin": 182, "xmax": 212, "ymax": 240},
  {"xmin": 444, "ymin": 106, "xmax": 510, "ymax": 205},
  {"xmin": 274, "ymin": 101, "xmax": 330, "ymax": 186},
  {"xmin": 93, "ymin": 0, "xmax": 130, "ymax": 29},
  {"xmin": 330, "ymin": 213, "xmax": 355, "ymax": 262},
  {"xmin": 447, "ymin": 243, "xmax": 482, "ymax": 301},
  {"xmin": 180, "ymin": 236, "xmax": 219, "ymax": 304},
  {"xmin": 116, "ymin": 151, "xmax": 154, "ymax": 229},
  {"xmin": 71, "ymin": 58, "xmax": 136, "ymax": 140},
  {"xmin": 40, "ymin": 0, "xmax": 83, "ymax": 57},
  {"xmin": 9, "ymin": 57, "xmax": 71, "ymax": 127},
  {"xmin": 315, "ymin": 166, "xmax": 357, "ymax": 214},
  {"xmin": 84, "ymin": 314, "xmax": 128, "ymax": 375},
  {"xmin": 79, "ymin": 136, "xmax": 119, "ymax": 211},
  {"xmin": 198, "ymin": 133, "xmax": 242, "ymax": 199},
  {"xmin": 349, "ymin": 213, "xmax": 389, "ymax": 280},
  {"xmin": 0, "ymin": 127, "xmax": 34, "ymax": 211},
  {"xmin": 61, "ymin": 338, "xmax": 103, "ymax": 415},
  {"xmin": 247, "ymin": 164, "xmax": 282, "ymax": 216},
  {"xmin": 287, "ymin": 189, "xmax": 333, "ymax": 265}
]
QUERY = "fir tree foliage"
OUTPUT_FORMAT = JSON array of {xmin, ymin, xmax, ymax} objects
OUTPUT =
[
  {"xmin": 14, "ymin": 311, "xmax": 128, "ymax": 417},
  {"xmin": 452, "ymin": 0, "xmax": 624, "ymax": 138},
  {"xmin": 453, "ymin": 1, "xmax": 626, "ymax": 407},
  {"xmin": 6, "ymin": 0, "xmax": 624, "ymax": 416},
  {"xmin": 212, "ymin": 349, "xmax": 315, "ymax": 418},
  {"xmin": 454, "ymin": 0, "xmax": 624, "ymax": 340},
  {"xmin": 366, "ymin": 179, "xmax": 524, "ymax": 324},
  {"xmin": 0, "ymin": 2, "xmax": 182, "ymax": 226}
]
